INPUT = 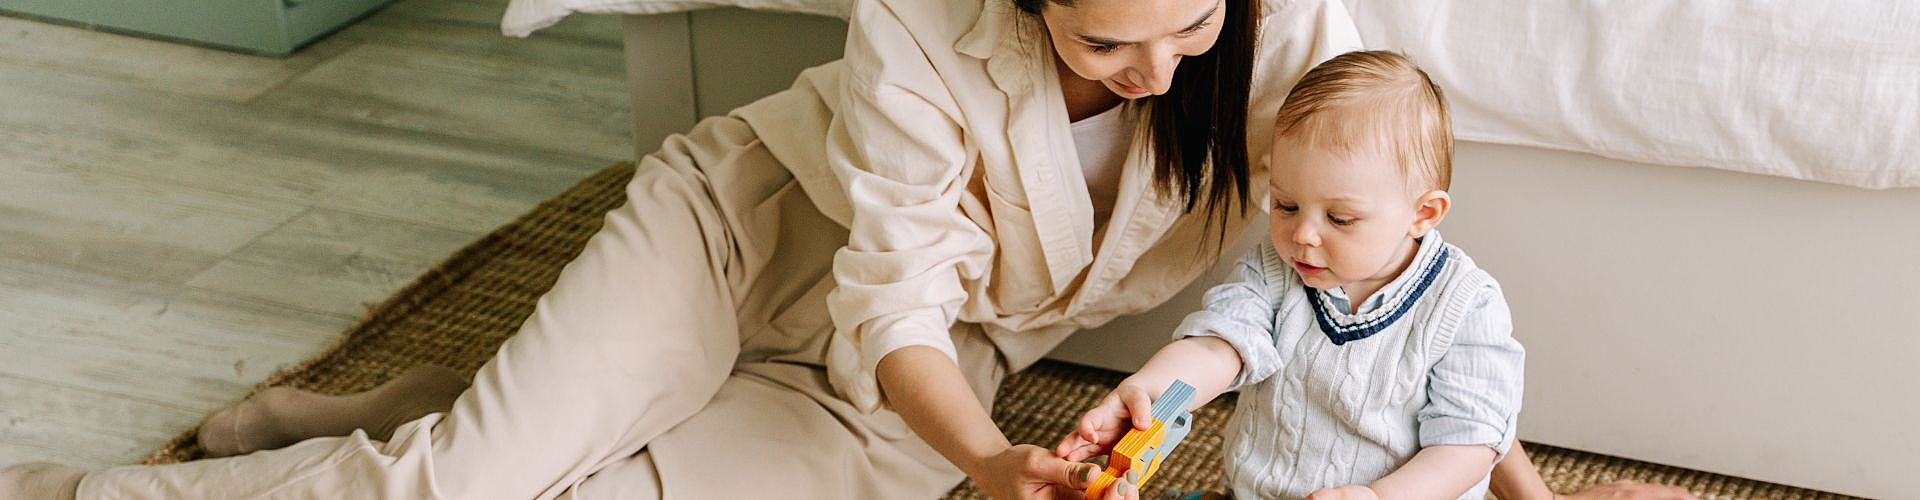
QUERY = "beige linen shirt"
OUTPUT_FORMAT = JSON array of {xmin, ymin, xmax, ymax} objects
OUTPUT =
[{"xmin": 738, "ymin": 0, "xmax": 1361, "ymax": 412}]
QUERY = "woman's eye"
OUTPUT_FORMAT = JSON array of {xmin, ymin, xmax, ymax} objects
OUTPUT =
[
  {"xmin": 1090, "ymin": 44, "xmax": 1119, "ymax": 54},
  {"xmin": 1177, "ymin": 22, "xmax": 1210, "ymax": 36}
]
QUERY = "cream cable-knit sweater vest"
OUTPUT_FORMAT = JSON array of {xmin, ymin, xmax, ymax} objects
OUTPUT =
[{"xmin": 1219, "ymin": 239, "xmax": 1501, "ymax": 499}]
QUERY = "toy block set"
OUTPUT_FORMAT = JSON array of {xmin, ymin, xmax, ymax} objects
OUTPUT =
[{"xmin": 1084, "ymin": 380, "xmax": 1196, "ymax": 499}]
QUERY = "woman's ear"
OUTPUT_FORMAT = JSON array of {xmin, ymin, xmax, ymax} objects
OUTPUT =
[{"xmin": 1409, "ymin": 190, "xmax": 1450, "ymax": 237}]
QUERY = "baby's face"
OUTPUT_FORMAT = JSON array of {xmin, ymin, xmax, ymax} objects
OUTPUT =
[{"xmin": 1267, "ymin": 134, "xmax": 1427, "ymax": 293}]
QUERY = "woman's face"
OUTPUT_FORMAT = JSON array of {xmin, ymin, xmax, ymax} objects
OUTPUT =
[{"xmin": 1039, "ymin": 0, "xmax": 1226, "ymax": 99}]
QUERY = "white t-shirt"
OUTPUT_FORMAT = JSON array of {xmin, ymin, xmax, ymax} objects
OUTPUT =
[{"xmin": 1070, "ymin": 103, "xmax": 1134, "ymax": 226}]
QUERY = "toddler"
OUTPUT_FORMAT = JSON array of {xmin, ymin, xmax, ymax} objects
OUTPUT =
[{"xmin": 1057, "ymin": 50, "xmax": 1524, "ymax": 500}]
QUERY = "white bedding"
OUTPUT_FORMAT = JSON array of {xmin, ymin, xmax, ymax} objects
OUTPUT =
[
  {"xmin": 506, "ymin": 0, "xmax": 1920, "ymax": 189},
  {"xmin": 1344, "ymin": 1, "xmax": 1920, "ymax": 189}
]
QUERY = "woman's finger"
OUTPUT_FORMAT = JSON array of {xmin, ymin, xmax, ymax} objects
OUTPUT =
[
  {"xmin": 1063, "ymin": 461, "xmax": 1098, "ymax": 490},
  {"xmin": 1101, "ymin": 476, "xmax": 1135, "ymax": 500},
  {"xmin": 1029, "ymin": 451, "xmax": 1097, "ymax": 490}
]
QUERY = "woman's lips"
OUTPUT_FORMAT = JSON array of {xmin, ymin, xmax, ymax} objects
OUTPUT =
[{"xmin": 1292, "ymin": 260, "xmax": 1327, "ymax": 276}]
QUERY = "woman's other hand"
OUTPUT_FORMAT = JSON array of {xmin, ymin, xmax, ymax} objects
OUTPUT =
[
  {"xmin": 1053, "ymin": 383, "xmax": 1157, "ymax": 462},
  {"xmin": 975, "ymin": 444, "xmax": 1127, "ymax": 500}
]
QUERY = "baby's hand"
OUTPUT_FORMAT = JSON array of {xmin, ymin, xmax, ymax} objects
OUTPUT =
[
  {"xmin": 1306, "ymin": 485, "xmax": 1379, "ymax": 500},
  {"xmin": 1052, "ymin": 382, "xmax": 1157, "ymax": 461}
]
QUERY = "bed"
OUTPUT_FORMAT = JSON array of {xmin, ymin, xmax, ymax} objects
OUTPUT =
[{"xmin": 503, "ymin": 1, "xmax": 1919, "ymax": 497}]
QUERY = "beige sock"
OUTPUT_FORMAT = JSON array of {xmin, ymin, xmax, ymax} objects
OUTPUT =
[
  {"xmin": 197, "ymin": 365, "xmax": 469, "ymax": 458},
  {"xmin": 0, "ymin": 463, "xmax": 84, "ymax": 500}
]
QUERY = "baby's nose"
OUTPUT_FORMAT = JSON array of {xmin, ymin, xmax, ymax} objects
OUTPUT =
[{"xmin": 1291, "ymin": 225, "xmax": 1320, "ymax": 246}]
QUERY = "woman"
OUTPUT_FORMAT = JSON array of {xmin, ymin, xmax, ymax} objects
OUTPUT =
[{"xmin": 0, "ymin": 0, "xmax": 1685, "ymax": 498}]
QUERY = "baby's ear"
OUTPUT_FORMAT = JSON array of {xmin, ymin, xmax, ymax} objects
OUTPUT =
[{"xmin": 1410, "ymin": 190, "xmax": 1451, "ymax": 238}]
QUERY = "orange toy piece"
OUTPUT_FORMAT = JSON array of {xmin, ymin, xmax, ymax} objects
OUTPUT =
[{"xmin": 1083, "ymin": 380, "xmax": 1195, "ymax": 499}]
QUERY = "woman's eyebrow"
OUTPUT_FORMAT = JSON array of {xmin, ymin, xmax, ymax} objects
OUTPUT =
[
  {"xmin": 1072, "ymin": 0, "xmax": 1221, "ymax": 46},
  {"xmin": 1180, "ymin": 1, "xmax": 1223, "ymax": 32},
  {"xmin": 1073, "ymin": 33, "xmax": 1127, "ymax": 46}
]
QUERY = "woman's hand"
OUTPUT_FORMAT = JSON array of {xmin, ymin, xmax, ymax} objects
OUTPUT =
[
  {"xmin": 974, "ymin": 444, "xmax": 1134, "ymax": 500},
  {"xmin": 1554, "ymin": 480, "xmax": 1697, "ymax": 500},
  {"xmin": 1053, "ymin": 383, "xmax": 1157, "ymax": 462}
]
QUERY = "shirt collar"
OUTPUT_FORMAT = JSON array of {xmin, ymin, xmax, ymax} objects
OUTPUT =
[{"xmin": 954, "ymin": 0, "xmax": 1013, "ymax": 59}]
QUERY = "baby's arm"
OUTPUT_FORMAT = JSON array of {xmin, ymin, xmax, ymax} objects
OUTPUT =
[
  {"xmin": 1053, "ymin": 336, "xmax": 1243, "ymax": 464},
  {"xmin": 1327, "ymin": 445, "xmax": 1495, "ymax": 499},
  {"xmin": 1122, "ymin": 335, "xmax": 1245, "ymax": 422},
  {"xmin": 1056, "ymin": 246, "xmax": 1283, "ymax": 461}
]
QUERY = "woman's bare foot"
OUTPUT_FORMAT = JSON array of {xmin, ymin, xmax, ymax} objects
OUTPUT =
[
  {"xmin": 197, "ymin": 365, "xmax": 469, "ymax": 457},
  {"xmin": 0, "ymin": 462, "xmax": 84, "ymax": 500}
]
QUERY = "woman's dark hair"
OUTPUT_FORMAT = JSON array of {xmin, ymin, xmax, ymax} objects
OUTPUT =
[{"xmin": 1014, "ymin": 0, "xmax": 1261, "ymax": 230}]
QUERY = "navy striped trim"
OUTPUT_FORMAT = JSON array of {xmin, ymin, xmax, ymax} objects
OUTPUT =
[{"xmin": 1304, "ymin": 246, "xmax": 1451, "ymax": 346}]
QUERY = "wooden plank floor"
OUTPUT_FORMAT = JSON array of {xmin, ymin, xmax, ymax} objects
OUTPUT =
[{"xmin": 0, "ymin": 0, "xmax": 628, "ymax": 470}]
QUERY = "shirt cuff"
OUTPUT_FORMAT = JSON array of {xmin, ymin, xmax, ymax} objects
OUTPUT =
[
  {"xmin": 1418, "ymin": 414, "xmax": 1519, "ymax": 461},
  {"xmin": 826, "ymin": 313, "xmax": 960, "ymax": 414},
  {"xmin": 1172, "ymin": 310, "xmax": 1280, "ymax": 391}
]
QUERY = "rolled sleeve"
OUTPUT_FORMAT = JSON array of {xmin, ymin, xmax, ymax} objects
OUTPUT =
[
  {"xmin": 822, "ymin": 0, "xmax": 995, "ymax": 413},
  {"xmin": 1172, "ymin": 246, "xmax": 1284, "ymax": 391},
  {"xmin": 1417, "ymin": 283, "xmax": 1525, "ymax": 460}
]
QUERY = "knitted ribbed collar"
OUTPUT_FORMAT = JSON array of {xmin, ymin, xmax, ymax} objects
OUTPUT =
[{"xmin": 1303, "ymin": 238, "xmax": 1452, "ymax": 346}]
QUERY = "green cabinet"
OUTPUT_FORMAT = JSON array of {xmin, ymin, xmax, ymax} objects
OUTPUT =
[{"xmin": 0, "ymin": 0, "xmax": 392, "ymax": 56}]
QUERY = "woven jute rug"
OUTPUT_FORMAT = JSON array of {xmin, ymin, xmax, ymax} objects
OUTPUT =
[{"xmin": 147, "ymin": 162, "xmax": 1855, "ymax": 499}]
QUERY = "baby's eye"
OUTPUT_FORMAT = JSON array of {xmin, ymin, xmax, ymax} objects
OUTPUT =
[
  {"xmin": 1328, "ymin": 214, "xmax": 1355, "ymax": 226},
  {"xmin": 1274, "ymin": 202, "xmax": 1298, "ymax": 214}
]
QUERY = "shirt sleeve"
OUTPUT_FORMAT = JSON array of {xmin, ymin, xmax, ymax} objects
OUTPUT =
[
  {"xmin": 1417, "ymin": 282, "xmax": 1526, "ymax": 460},
  {"xmin": 1172, "ymin": 244, "xmax": 1285, "ymax": 391},
  {"xmin": 821, "ymin": 0, "xmax": 997, "ymax": 413}
]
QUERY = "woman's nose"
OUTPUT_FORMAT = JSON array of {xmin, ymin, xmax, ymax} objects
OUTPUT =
[{"xmin": 1133, "ymin": 43, "xmax": 1180, "ymax": 95}]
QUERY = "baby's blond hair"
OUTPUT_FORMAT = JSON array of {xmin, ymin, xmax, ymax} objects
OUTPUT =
[{"xmin": 1274, "ymin": 50, "xmax": 1452, "ymax": 191}]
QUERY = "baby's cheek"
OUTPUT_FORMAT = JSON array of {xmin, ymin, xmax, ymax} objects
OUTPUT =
[
  {"xmin": 1267, "ymin": 225, "xmax": 1291, "ymax": 255},
  {"xmin": 1328, "ymin": 251, "xmax": 1369, "ymax": 284}
]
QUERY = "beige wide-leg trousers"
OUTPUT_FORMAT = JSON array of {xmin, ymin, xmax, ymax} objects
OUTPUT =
[{"xmin": 78, "ymin": 113, "xmax": 1006, "ymax": 499}]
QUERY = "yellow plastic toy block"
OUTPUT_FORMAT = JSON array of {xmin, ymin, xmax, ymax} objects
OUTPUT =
[{"xmin": 1084, "ymin": 380, "xmax": 1195, "ymax": 499}]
